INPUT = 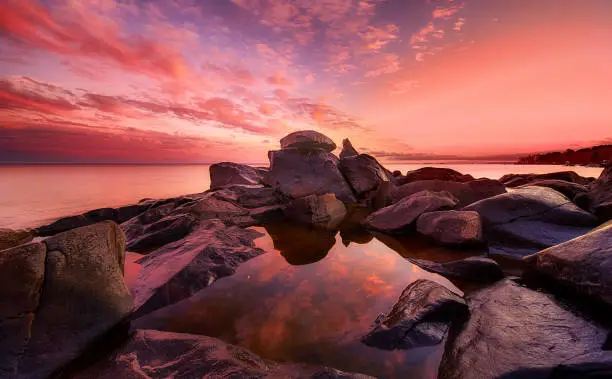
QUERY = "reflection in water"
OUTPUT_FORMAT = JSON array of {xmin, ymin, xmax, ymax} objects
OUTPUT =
[
  {"xmin": 134, "ymin": 222, "xmax": 461, "ymax": 379},
  {"xmin": 265, "ymin": 223, "xmax": 336, "ymax": 265}
]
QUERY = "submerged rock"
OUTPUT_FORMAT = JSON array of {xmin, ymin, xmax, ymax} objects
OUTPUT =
[
  {"xmin": 280, "ymin": 130, "xmax": 337, "ymax": 152},
  {"xmin": 416, "ymin": 210, "xmax": 483, "ymax": 246},
  {"xmin": 364, "ymin": 190, "xmax": 458, "ymax": 233},
  {"xmin": 396, "ymin": 167, "xmax": 474, "ymax": 185},
  {"xmin": 0, "ymin": 228, "xmax": 34, "ymax": 250},
  {"xmin": 339, "ymin": 154, "xmax": 390, "ymax": 199},
  {"xmin": 12, "ymin": 222, "xmax": 133, "ymax": 379},
  {"xmin": 71, "ymin": 329, "xmax": 373, "ymax": 379},
  {"xmin": 339, "ymin": 138, "xmax": 359, "ymax": 158},
  {"xmin": 588, "ymin": 165, "xmax": 612, "ymax": 220},
  {"xmin": 362, "ymin": 279, "xmax": 468, "ymax": 350},
  {"xmin": 525, "ymin": 222, "xmax": 612, "ymax": 307},
  {"xmin": 130, "ymin": 220, "xmax": 264, "ymax": 316},
  {"xmin": 268, "ymin": 148, "xmax": 357, "ymax": 203},
  {"xmin": 410, "ymin": 256, "xmax": 504, "ymax": 284},
  {"xmin": 285, "ymin": 193, "xmax": 347, "ymax": 230},
  {"xmin": 209, "ymin": 162, "xmax": 270, "ymax": 189},
  {"xmin": 389, "ymin": 179, "xmax": 506, "ymax": 208},
  {"xmin": 464, "ymin": 186, "xmax": 599, "ymax": 258},
  {"xmin": 440, "ymin": 279, "xmax": 609, "ymax": 379}
]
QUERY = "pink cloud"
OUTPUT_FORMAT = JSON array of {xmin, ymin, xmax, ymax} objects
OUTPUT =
[{"xmin": 266, "ymin": 72, "xmax": 293, "ymax": 87}]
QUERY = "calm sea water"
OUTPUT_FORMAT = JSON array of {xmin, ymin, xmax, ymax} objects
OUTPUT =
[{"xmin": 0, "ymin": 163, "xmax": 603, "ymax": 229}]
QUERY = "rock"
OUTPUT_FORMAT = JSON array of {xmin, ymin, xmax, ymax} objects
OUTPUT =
[
  {"xmin": 115, "ymin": 204, "xmax": 147, "ymax": 223},
  {"xmin": 521, "ymin": 179, "xmax": 589, "ymax": 203},
  {"xmin": 126, "ymin": 213, "xmax": 198, "ymax": 253},
  {"xmin": 392, "ymin": 170, "xmax": 402, "ymax": 177},
  {"xmin": 14, "ymin": 222, "xmax": 133, "ymax": 379},
  {"xmin": 416, "ymin": 210, "xmax": 483, "ymax": 246},
  {"xmin": 364, "ymin": 190, "xmax": 458, "ymax": 233},
  {"xmin": 439, "ymin": 280, "xmax": 608, "ymax": 379},
  {"xmin": 339, "ymin": 207, "xmax": 374, "ymax": 246},
  {"xmin": 550, "ymin": 351, "xmax": 612, "ymax": 378},
  {"xmin": 37, "ymin": 214, "xmax": 91, "ymax": 236},
  {"xmin": 500, "ymin": 171, "xmax": 593, "ymax": 187},
  {"xmin": 339, "ymin": 154, "xmax": 390, "ymax": 199},
  {"xmin": 524, "ymin": 222, "xmax": 612, "ymax": 307},
  {"xmin": 210, "ymin": 185, "xmax": 284, "ymax": 208},
  {"xmin": 410, "ymin": 257, "xmax": 504, "ymax": 284},
  {"xmin": 362, "ymin": 279, "xmax": 468, "ymax": 350},
  {"xmin": 189, "ymin": 193, "xmax": 250, "ymax": 221},
  {"xmin": 464, "ymin": 186, "xmax": 599, "ymax": 258},
  {"xmin": 0, "ymin": 228, "xmax": 34, "ymax": 250},
  {"xmin": 0, "ymin": 242, "xmax": 46, "ymax": 377},
  {"xmin": 588, "ymin": 165, "xmax": 612, "ymax": 220},
  {"xmin": 390, "ymin": 179, "xmax": 506, "ymax": 208},
  {"xmin": 285, "ymin": 193, "xmax": 347, "ymax": 230},
  {"xmin": 280, "ymin": 130, "xmax": 337, "ymax": 152},
  {"xmin": 268, "ymin": 149, "xmax": 357, "ymax": 203},
  {"xmin": 209, "ymin": 162, "xmax": 270, "ymax": 189},
  {"xmin": 265, "ymin": 222, "xmax": 337, "ymax": 265},
  {"xmin": 339, "ymin": 138, "xmax": 359, "ymax": 158},
  {"xmin": 396, "ymin": 167, "xmax": 474, "ymax": 185},
  {"xmin": 71, "ymin": 329, "xmax": 373, "ymax": 379},
  {"xmin": 130, "ymin": 220, "xmax": 264, "ymax": 316}
]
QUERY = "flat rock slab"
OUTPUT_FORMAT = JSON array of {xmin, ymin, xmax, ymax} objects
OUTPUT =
[
  {"xmin": 0, "ymin": 228, "xmax": 34, "ymax": 251},
  {"xmin": 397, "ymin": 167, "xmax": 474, "ymax": 184},
  {"xmin": 363, "ymin": 279, "xmax": 467, "ymax": 350},
  {"xmin": 464, "ymin": 186, "xmax": 599, "ymax": 258},
  {"xmin": 411, "ymin": 256, "xmax": 504, "ymax": 284},
  {"xmin": 269, "ymin": 149, "xmax": 357, "ymax": 203},
  {"xmin": 390, "ymin": 179, "xmax": 506, "ymax": 208},
  {"xmin": 440, "ymin": 279, "xmax": 609, "ymax": 379},
  {"xmin": 416, "ymin": 210, "xmax": 483, "ymax": 246},
  {"xmin": 209, "ymin": 162, "xmax": 270, "ymax": 189},
  {"xmin": 280, "ymin": 130, "xmax": 337, "ymax": 152},
  {"xmin": 526, "ymin": 222, "xmax": 612, "ymax": 307},
  {"xmin": 71, "ymin": 329, "xmax": 373, "ymax": 379},
  {"xmin": 130, "ymin": 220, "xmax": 265, "ymax": 316}
]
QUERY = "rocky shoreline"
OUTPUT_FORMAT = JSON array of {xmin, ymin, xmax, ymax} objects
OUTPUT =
[{"xmin": 1, "ymin": 129, "xmax": 612, "ymax": 378}]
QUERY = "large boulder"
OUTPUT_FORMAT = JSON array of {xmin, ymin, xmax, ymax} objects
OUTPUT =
[
  {"xmin": 13, "ymin": 222, "xmax": 133, "ymax": 379},
  {"xmin": 71, "ymin": 329, "xmax": 372, "ymax": 379},
  {"xmin": 499, "ymin": 171, "xmax": 593, "ymax": 187},
  {"xmin": 464, "ymin": 186, "xmax": 599, "ymax": 258},
  {"xmin": 339, "ymin": 138, "xmax": 359, "ymax": 159},
  {"xmin": 0, "ymin": 228, "xmax": 34, "ymax": 250},
  {"xmin": 396, "ymin": 167, "xmax": 474, "ymax": 185},
  {"xmin": 588, "ymin": 165, "xmax": 612, "ymax": 220},
  {"xmin": 285, "ymin": 193, "xmax": 347, "ymax": 230},
  {"xmin": 280, "ymin": 130, "xmax": 337, "ymax": 152},
  {"xmin": 410, "ymin": 257, "xmax": 504, "ymax": 284},
  {"xmin": 209, "ymin": 162, "xmax": 270, "ymax": 189},
  {"xmin": 439, "ymin": 280, "xmax": 608, "ymax": 379},
  {"xmin": 0, "ymin": 242, "xmax": 46, "ymax": 377},
  {"xmin": 521, "ymin": 179, "xmax": 589, "ymax": 203},
  {"xmin": 389, "ymin": 179, "xmax": 506, "ymax": 208},
  {"xmin": 416, "ymin": 210, "xmax": 483, "ymax": 246},
  {"xmin": 130, "ymin": 220, "xmax": 264, "ymax": 316},
  {"xmin": 268, "ymin": 149, "xmax": 357, "ymax": 203},
  {"xmin": 362, "ymin": 279, "xmax": 468, "ymax": 350},
  {"xmin": 524, "ymin": 223, "xmax": 612, "ymax": 307},
  {"xmin": 363, "ymin": 190, "xmax": 458, "ymax": 233},
  {"xmin": 339, "ymin": 154, "xmax": 390, "ymax": 199}
]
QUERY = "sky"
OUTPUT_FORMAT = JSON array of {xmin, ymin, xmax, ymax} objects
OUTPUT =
[{"xmin": 1, "ymin": 0, "xmax": 612, "ymax": 163}]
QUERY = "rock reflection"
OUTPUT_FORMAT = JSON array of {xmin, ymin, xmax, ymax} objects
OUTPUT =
[
  {"xmin": 339, "ymin": 206, "xmax": 374, "ymax": 246},
  {"xmin": 264, "ymin": 222, "xmax": 336, "ymax": 265}
]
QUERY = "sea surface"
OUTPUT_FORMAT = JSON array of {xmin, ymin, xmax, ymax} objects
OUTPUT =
[{"xmin": 0, "ymin": 163, "xmax": 603, "ymax": 229}]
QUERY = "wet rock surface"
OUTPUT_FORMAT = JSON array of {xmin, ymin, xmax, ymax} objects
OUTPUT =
[
  {"xmin": 464, "ymin": 186, "xmax": 599, "ymax": 258},
  {"xmin": 411, "ymin": 256, "xmax": 504, "ymax": 284},
  {"xmin": 416, "ymin": 210, "xmax": 483, "ymax": 246},
  {"xmin": 71, "ymin": 329, "xmax": 373, "ymax": 379},
  {"xmin": 440, "ymin": 279, "xmax": 609, "ymax": 379},
  {"xmin": 363, "ymin": 279, "xmax": 468, "ymax": 350}
]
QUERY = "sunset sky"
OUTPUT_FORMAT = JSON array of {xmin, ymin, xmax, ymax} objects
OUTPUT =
[{"xmin": 1, "ymin": 0, "xmax": 611, "ymax": 163}]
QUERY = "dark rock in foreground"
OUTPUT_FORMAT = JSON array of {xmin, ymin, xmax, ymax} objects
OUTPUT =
[
  {"xmin": 588, "ymin": 165, "xmax": 612, "ymax": 220},
  {"xmin": 339, "ymin": 154, "xmax": 391, "ymax": 199},
  {"xmin": 71, "ymin": 329, "xmax": 373, "ymax": 379},
  {"xmin": 14, "ymin": 222, "xmax": 133, "ymax": 379},
  {"xmin": 285, "ymin": 193, "xmax": 347, "ymax": 230},
  {"xmin": 525, "ymin": 222, "xmax": 612, "ymax": 308},
  {"xmin": 280, "ymin": 129, "xmax": 337, "ymax": 152},
  {"xmin": 362, "ymin": 279, "xmax": 467, "ymax": 350},
  {"xmin": 0, "ymin": 228, "xmax": 34, "ymax": 251},
  {"xmin": 416, "ymin": 210, "xmax": 483, "ymax": 246},
  {"xmin": 390, "ymin": 179, "xmax": 506, "ymax": 208},
  {"xmin": 411, "ymin": 256, "xmax": 504, "ymax": 284},
  {"xmin": 439, "ymin": 279, "xmax": 608, "ymax": 379},
  {"xmin": 269, "ymin": 148, "xmax": 357, "ymax": 203},
  {"xmin": 464, "ymin": 186, "xmax": 599, "ymax": 258},
  {"xmin": 364, "ymin": 190, "xmax": 458, "ymax": 233},
  {"xmin": 130, "ymin": 220, "xmax": 264, "ymax": 316},
  {"xmin": 209, "ymin": 162, "xmax": 270, "ymax": 189}
]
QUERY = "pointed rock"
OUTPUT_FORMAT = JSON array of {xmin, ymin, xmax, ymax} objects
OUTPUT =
[{"xmin": 339, "ymin": 138, "xmax": 359, "ymax": 158}]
